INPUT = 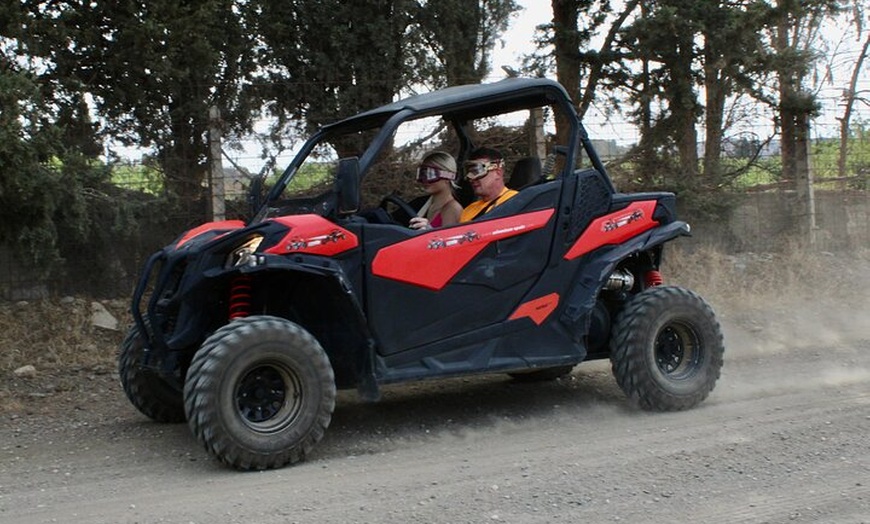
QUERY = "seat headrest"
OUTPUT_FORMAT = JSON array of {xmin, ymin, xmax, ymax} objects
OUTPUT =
[{"xmin": 508, "ymin": 157, "xmax": 542, "ymax": 190}]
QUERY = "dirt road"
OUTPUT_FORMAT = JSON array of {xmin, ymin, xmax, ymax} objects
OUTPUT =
[{"xmin": 2, "ymin": 317, "xmax": 868, "ymax": 524}]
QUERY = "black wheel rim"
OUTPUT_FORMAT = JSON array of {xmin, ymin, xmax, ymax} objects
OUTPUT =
[
  {"xmin": 654, "ymin": 321, "xmax": 701, "ymax": 379},
  {"xmin": 235, "ymin": 362, "xmax": 304, "ymax": 433}
]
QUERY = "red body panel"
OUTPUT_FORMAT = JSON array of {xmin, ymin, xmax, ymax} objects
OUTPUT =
[
  {"xmin": 563, "ymin": 201, "xmax": 658, "ymax": 260},
  {"xmin": 508, "ymin": 293, "xmax": 560, "ymax": 326},
  {"xmin": 372, "ymin": 209, "xmax": 555, "ymax": 291},
  {"xmin": 263, "ymin": 215, "xmax": 359, "ymax": 256},
  {"xmin": 175, "ymin": 220, "xmax": 246, "ymax": 249}
]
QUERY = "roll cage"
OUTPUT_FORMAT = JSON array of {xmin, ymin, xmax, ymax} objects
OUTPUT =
[{"xmin": 254, "ymin": 78, "xmax": 613, "ymax": 224}]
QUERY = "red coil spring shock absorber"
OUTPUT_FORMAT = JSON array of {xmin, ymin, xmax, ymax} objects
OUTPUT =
[
  {"xmin": 644, "ymin": 269, "xmax": 663, "ymax": 288},
  {"xmin": 228, "ymin": 275, "xmax": 253, "ymax": 319}
]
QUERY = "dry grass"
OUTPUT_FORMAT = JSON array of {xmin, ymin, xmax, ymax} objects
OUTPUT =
[
  {"xmin": 0, "ymin": 298, "xmax": 128, "ymax": 374},
  {"xmin": 663, "ymin": 243, "xmax": 869, "ymax": 312},
  {"xmin": 663, "ymin": 244, "xmax": 870, "ymax": 357},
  {"xmin": 0, "ymin": 298, "xmax": 130, "ymax": 416}
]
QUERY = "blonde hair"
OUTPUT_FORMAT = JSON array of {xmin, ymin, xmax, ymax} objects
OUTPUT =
[{"xmin": 422, "ymin": 151, "xmax": 456, "ymax": 176}]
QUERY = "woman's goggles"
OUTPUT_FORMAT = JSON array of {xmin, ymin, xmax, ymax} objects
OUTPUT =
[
  {"xmin": 416, "ymin": 165, "xmax": 456, "ymax": 184},
  {"xmin": 463, "ymin": 159, "xmax": 502, "ymax": 181}
]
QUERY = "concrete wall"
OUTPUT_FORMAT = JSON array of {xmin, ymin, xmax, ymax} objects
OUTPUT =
[
  {"xmin": 1, "ymin": 190, "xmax": 868, "ymax": 300},
  {"xmin": 687, "ymin": 191, "xmax": 870, "ymax": 252}
]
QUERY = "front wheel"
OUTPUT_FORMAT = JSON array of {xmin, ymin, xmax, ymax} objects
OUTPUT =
[
  {"xmin": 117, "ymin": 322, "xmax": 186, "ymax": 423},
  {"xmin": 610, "ymin": 286, "xmax": 724, "ymax": 411},
  {"xmin": 184, "ymin": 316, "xmax": 336, "ymax": 470}
]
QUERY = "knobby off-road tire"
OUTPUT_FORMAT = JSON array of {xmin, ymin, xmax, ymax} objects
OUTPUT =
[
  {"xmin": 117, "ymin": 323, "xmax": 186, "ymax": 423},
  {"xmin": 508, "ymin": 365, "xmax": 575, "ymax": 382},
  {"xmin": 610, "ymin": 286, "xmax": 724, "ymax": 411},
  {"xmin": 183, "ymin": 316, "xmax": 336, "ymax": 470}
]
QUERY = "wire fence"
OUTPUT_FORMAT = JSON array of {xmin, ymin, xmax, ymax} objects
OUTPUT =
[{"xmin": 1, "ymin": 130, "xmax": 868, "ymax": 302}]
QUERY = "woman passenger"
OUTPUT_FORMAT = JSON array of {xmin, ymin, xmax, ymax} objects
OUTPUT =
[{"xmin": 409, "ymin": 151, "xmax": 462, "ymax": 230}]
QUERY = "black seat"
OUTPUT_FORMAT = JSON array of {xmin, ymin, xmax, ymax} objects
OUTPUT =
[{"xmin": 508, "ymin": 157, "xmax": 542, "ymax": 190}]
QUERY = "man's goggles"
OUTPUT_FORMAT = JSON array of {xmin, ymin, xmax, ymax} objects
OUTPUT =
[
  {"xmin": 416, "ymin": 165, "xmax": 456, "ymax": 184},
  {"xmin": 464, "ymin": 159, "xmax": 502, "ymax": 181}
]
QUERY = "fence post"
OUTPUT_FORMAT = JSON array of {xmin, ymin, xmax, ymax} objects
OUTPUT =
[
  {"xmin": 795, "ymin": 114, "xmax": 816, "ymax": 246},
  {"xmin": 529, "ymin": 107, "xmax": 546, "ymax": 160},
  {"xmin": 208, "ymin": 105, "xmax": 226, "ymax": 221}
]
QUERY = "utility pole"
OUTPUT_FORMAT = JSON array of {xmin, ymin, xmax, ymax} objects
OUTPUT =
[{"xmin": 208, "ymin": 105, "xmax": 226, "ymax": 221}]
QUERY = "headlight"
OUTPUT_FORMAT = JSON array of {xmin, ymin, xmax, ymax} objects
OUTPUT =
[{"xmin": 226, "ymin": 235, "xmax": 264, "ymax": 268}]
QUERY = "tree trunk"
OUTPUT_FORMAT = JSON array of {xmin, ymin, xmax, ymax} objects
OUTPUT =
[
  {"xmin": 775, "ymin": 0, "xmax": 797, "ymax": 187},
  {"xmin": 636, "ymin": 1, "xmax": 657, "ymax": 187},
  {"xmin": 159, "ymin": 114, "xmax": 209, "ymax": 206},
  {"xmin": 551, "ymin": 0, "xmax": 581, "ymax": 152},
  {"xmin": 673, "ymin": 31, "xmax": 698, "ymax": 182},
  {"xmin": 702, "ymin": 37, "xmax": 725, "ymax": 180},
  {"xmin": 837, "ymin": 33, "xmax": 870, "ymax": 180},
  {"xmin": 774, "ymin": 0, "xmax": 818, "ymax": 244}
]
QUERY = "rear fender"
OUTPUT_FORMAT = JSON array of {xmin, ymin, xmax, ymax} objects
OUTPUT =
[{"xmin": 559, "ymin": 221, "xmax": 690, "ymax": 341}]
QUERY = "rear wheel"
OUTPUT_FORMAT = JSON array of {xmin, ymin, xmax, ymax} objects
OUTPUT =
[
  {"xmin": 184, "ymin": 316, "xmax": 335, "ymax": 470},
  {"xmin": 610, "ymin": 286, "xmax": 724, "ymax": 411},
  {"xmin": 117, "ymin": 322, "xmax": 186, "ymax": 423}
]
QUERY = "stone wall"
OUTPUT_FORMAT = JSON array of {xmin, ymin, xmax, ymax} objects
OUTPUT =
[{"xmin": 686, "ymin": 191, "xmax": 870, "ymax": 252}]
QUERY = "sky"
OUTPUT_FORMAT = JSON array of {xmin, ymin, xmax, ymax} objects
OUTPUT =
[{"xmin": 489, "ymin": 0, "xmax": 549, "ymax": 80}]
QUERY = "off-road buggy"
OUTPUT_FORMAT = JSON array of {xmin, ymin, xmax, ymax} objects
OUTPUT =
[{"xmin": 119, "ymin": 78, "xmax": 724, "ymax": 470}]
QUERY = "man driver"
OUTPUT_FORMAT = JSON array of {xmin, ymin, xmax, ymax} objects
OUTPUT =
[{"xmin": 459, "ymin": 147, "xmax": 518, "ymax": 223}]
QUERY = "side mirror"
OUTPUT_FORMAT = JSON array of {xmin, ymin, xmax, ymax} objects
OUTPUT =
[{"xmin": 336, "ymin": 157, "xmax": 360, "ymax": 215}]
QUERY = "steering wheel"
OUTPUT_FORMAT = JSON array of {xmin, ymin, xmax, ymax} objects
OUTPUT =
[{"xmin": 378, "ymin": 194, "xmax": 417, "ymax": 226}]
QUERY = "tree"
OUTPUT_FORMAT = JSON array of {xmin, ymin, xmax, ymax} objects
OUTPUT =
[
  {"xmin": 17, "ymin": 0, "xmax": 260, "ymax": 204},
  {"xmin": 522, "ymin": 2, "xmax": 638, "ymax": 153},
  {"xmin": 617, "ymin": 1, "xmax": 703, "ymax": 186},
  {"xmin": 0, "ymin": 53, "xmax": 61, "ymax": 266},
  {"xmin": 252, "ymin": 0, "xmax": 416, "ymax": 155},
  {"xmin": 1, "ymin": 7, "xmax": 99, "ymax": 268},
  {"xmin": 769, "ymin": 0, "xmax": 841, "ymax": 241},
  {"xmin": 696, "ymin": 1, "xmax": 774, "ymax": 181},
  {"xmin": 836, "ymin": 4, "xmax": 870, "ymax": 180},
  {"xmin": 253, "ymin": 0, "xmax": 519, "ymax": 154},
  {"xmin": 549, "ymin": 0, "xmax": 598, "ymax": 148},
  {"xmin": 413, "ymin": 0, "xmax": 520, "ymax": 89}
]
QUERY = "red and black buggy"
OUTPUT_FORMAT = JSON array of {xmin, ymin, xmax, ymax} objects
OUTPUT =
[{"xmin": 119, "ymin": 78, "xmax": 725, "ymax": 470}]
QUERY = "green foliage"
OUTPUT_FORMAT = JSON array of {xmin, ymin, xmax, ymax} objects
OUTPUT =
[
  {"xmin": 0, "ymin": 58, "xmax": 67, "ymax": 271},
  {"xmin": 252, "ymin": 0, "xmax": 519, "ymax": 138},
  {"xmin": 111, "ymin": 163, "xmax": 165, "ymax": 196},
  {"xmin": 51, "ymin": 185, "xmax": 195, "ymax": 297},
  {"xmin": 253, "ymin": 0, "xmax": 417, "ymax": 136},
  {"xmin": 730, "ymin": 157, "xmax": 783, "ymax": 189},
  {"xmin": 0, "ymin": 38, "xmax": 134, "ymax": 285},
  {"xmin": 729, "ymin": 130, "xmax": 870, "ymax": 190},
  {"xmin": 15, "ymin": 0, "xmax": 260, "ymax": 203},
  {"xmin": 291, "ymin": 163, "xmax": 333, "ymax": 194},
  {"xmin": 810, "ymin": 134, "xmax": 870, "ymax": 189},
  {"xmin": 411, "ymin": 0, "xmax": 520, "ymax": 88}
]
